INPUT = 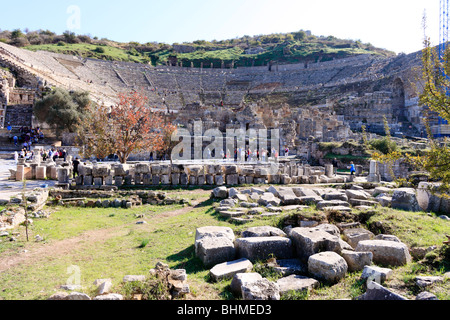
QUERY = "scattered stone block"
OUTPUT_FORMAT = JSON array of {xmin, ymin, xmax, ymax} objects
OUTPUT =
[
  {"xmin": 316, "ymin": 200, "xmax": 350, "ymax": 210},
  {"xmin": 415, "ymin": 276, "xmax": 444, "ymax": 288},
  {"xmin": 308, "ymin": 251, "xmax": 348, "ymax": 284},
  {"xmin": 356, "ymin": 240, "xmax": 411, "ymax": 267},
  {"xmin": 391, "ymin": 188, "xmax": 421, "ymax": 212},
  {"xmin": 276, "ymin": 275, "xmax": 319, "ymax": 296},
  {"xmin": 209, "ymin": 258, "xmax": 253, "ymax": 282},
  {"xmin": 341, "ymin": 249, "xmax": 373, "ymax": 272},
  {"xmin": 343, "ymin": 228, "xmax": 375, "ymax": 249},
  {"xmin": 196, "ymin": 236, "xmax": 236, "ymax": 268},
  {"xmin": 66, "ymin": 292, "xmax": 91, "ymax": 300},
  {"xmin": 323, "ymin": 192, "xmax": 348, "ymax": 202},
  {"xmin": 361, "ymin": 265, "xmax": 392, "ymax": 284},
  {"xmin": 241, "ymin": 226, "xmax": 286, "ymax": 238},
  {"xmin": 271, "ymin": 259, "xmax": 307, "ymax": 276},
  {"xmin": 416, "ymin": 292, "xmax": 438, "ymax": 300},
  {"xmin": 212, "ymin": 186, "xmax": 228, "ymax": 199},
  {"xmin": 241, "ymin": 278, "xmax": 280, "ymax": 300},
  {"xmin": 235, "ymin": 236, "xmax": 293, "ymax": 262},
  {"xmin": 357, "ymin": 281, "xmax": 408, "ymax": 300},
  {"xmin": 289, "ymin": 227, "xmax": 342, "ymax": 263},
  {"xmin": 230, "ymin": 273, "xmax": 263, "ymax": 297}
]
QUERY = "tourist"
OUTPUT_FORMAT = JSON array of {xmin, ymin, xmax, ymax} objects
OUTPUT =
[
  {"xmin": 72, "ymin": 157, "xmax": 80, "ymax": 178},
  {"xmin": 38, "ymin": 129, "xmax": 44, "ymax": 140},
  {"xmin": 149, "ymin": 152, "xmax": 154, "ymax": 162},
  {"xmin": 14, "ymin": 151, "xmax": 18, "ymax": 165},
  {"xmin": 52, "ymin": 149, "xmax": 59, "ymax": 162},
  {"xmin": 13, "ymin": 135, "xmax": 18, "ymax": 146},
  {"xmin": 350, "ymin": 162, "xmax": 356, "ymax": 176}
]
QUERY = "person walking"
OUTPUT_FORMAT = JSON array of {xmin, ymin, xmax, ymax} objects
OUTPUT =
[{"xmin": 350, "ymin": 162, "xmax": 356, "ymax": 176}]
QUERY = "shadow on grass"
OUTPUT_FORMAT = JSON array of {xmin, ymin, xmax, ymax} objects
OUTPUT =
[
  {"xmin": 166, "ymin": 245, "xmax": 205, "ymax": 274},
  {"xmin": 166, "ymin": 244, "xmax": 238, "ymax": 300}
]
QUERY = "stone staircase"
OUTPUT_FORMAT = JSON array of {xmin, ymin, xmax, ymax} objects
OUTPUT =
[{"xmin": 4, "ymin": 104, "xmax": 33, "ymax": 129}]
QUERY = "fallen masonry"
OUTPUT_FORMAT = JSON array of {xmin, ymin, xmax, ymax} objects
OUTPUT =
[
  {"xmin": 48, "ymin": 262, "xmax": 189, "ymax": 300},
  {"xmin": 194, "ymin": 183, "xmax": 450, "ymax": 300},
  {"xmin": 210, "ymin": 183, "xmax": 450, "ymax": 225}
]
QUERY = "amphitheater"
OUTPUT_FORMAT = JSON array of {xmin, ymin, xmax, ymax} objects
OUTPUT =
[{"xmin": 0, "ymin": 41, "xmax": 431, "ymax": 153}]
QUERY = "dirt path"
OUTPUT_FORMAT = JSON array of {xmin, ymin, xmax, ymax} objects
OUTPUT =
[
  {"xmin": 0, "ymin": 225, "xmax": 127, "ymax": 273},
  {"xmin": 0, "ymin": 195, "xmax": 210, "ymax": 274}
]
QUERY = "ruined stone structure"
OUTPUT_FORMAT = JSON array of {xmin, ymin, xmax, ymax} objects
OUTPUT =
[{"xmin": 0, "ymin": 41, "xmax": 432, "ymax": 150}]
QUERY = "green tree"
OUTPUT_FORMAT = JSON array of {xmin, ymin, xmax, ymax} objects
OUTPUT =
[
  {"xmin": 11, "ymin": 29, "xmax": 24, "ymax": 39},
  {"xmin": 34, "ymin": 88, "xmax": 91, "ymax": 135},
  {"xmin": 417, "ymin": 36, "xmax": 450, "ymax": 187},
  {"xmin": 293, "ymin": 30, "xmax": 306, "ymax": 42},
  {"xmin": 63, "ymin": 30, "xmax": 78, "ymax": 44}
]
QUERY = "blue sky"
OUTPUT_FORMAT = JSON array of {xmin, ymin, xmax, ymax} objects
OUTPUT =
[{"xmin": 0, "ymin": 0, "xmax": 441, "ymax": 54}]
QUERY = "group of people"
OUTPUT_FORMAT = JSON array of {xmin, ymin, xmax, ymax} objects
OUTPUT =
[
  {"xmin": 13, "ymin": 148, "xmax": 68, "ymax": 164},
  {"xmin": 14, "ymin": 149, "xmax": 35, "ymax": 163},
  {"xmin": 41, "ymin": 148, "xmax": 68, "ymax": 162},
  {"xmin": 7, "ymin": 125, "xmax": 44, "ymax": 150},
  {"xmin": 202, "ymin": 147, "xmax": 281, "ymax": 162}
]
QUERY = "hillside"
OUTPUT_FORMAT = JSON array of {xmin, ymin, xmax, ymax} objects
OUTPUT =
[{"xmin": 0, "ymin": 29, "xmax": 396, "ymax": 68}]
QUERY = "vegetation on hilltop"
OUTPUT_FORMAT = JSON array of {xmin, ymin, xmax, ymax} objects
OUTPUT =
[{"xmin": 0, "ymin": 28, "xmax": 396, "ymax": 67}]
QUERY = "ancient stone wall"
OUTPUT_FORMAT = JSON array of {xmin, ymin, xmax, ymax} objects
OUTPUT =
[{"xmin": 0, "ymin": 41, "xmax": 426, "ymax": 144}]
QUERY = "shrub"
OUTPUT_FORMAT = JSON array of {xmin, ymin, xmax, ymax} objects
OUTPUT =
[
  {"xmin": 95, "ymin": 46, "xmax": 106, "ymax": 54},
  {"xmin": 139, "ymin": 238, "xmax": 150, "ymax": 248},
  {"xmin": 318, "ymin": 142, "xmax": 341, "ymax": 152},
  {"xmin": 121, "ymin": 276, "xmax": 171, "ymax": 300},
  {"xmin": 369, "ymin": 138, "xmax": 397, "ymax": 154}
]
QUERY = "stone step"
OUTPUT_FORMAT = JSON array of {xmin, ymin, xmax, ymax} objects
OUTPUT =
[
  {"xmin": 348, "ymin": 198, "xmax": 379, "ymax": 207},
  {"xmin": 218, "ymin": 210, "xmax": 247, "ymax": 219}
]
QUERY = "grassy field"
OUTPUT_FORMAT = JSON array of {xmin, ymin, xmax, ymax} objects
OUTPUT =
[
  {"xmin": 0, "ymin": 188, "xmax": 449, "ymax": 301},
  {"xmin": 25, "ymin": 43, "xmax": 151, "ymax": 64}
]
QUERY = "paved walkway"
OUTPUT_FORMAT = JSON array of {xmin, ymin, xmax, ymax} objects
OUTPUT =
[{"xmin": 0, "ymin": 159, "xmax": 56, "ymax": 203}]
